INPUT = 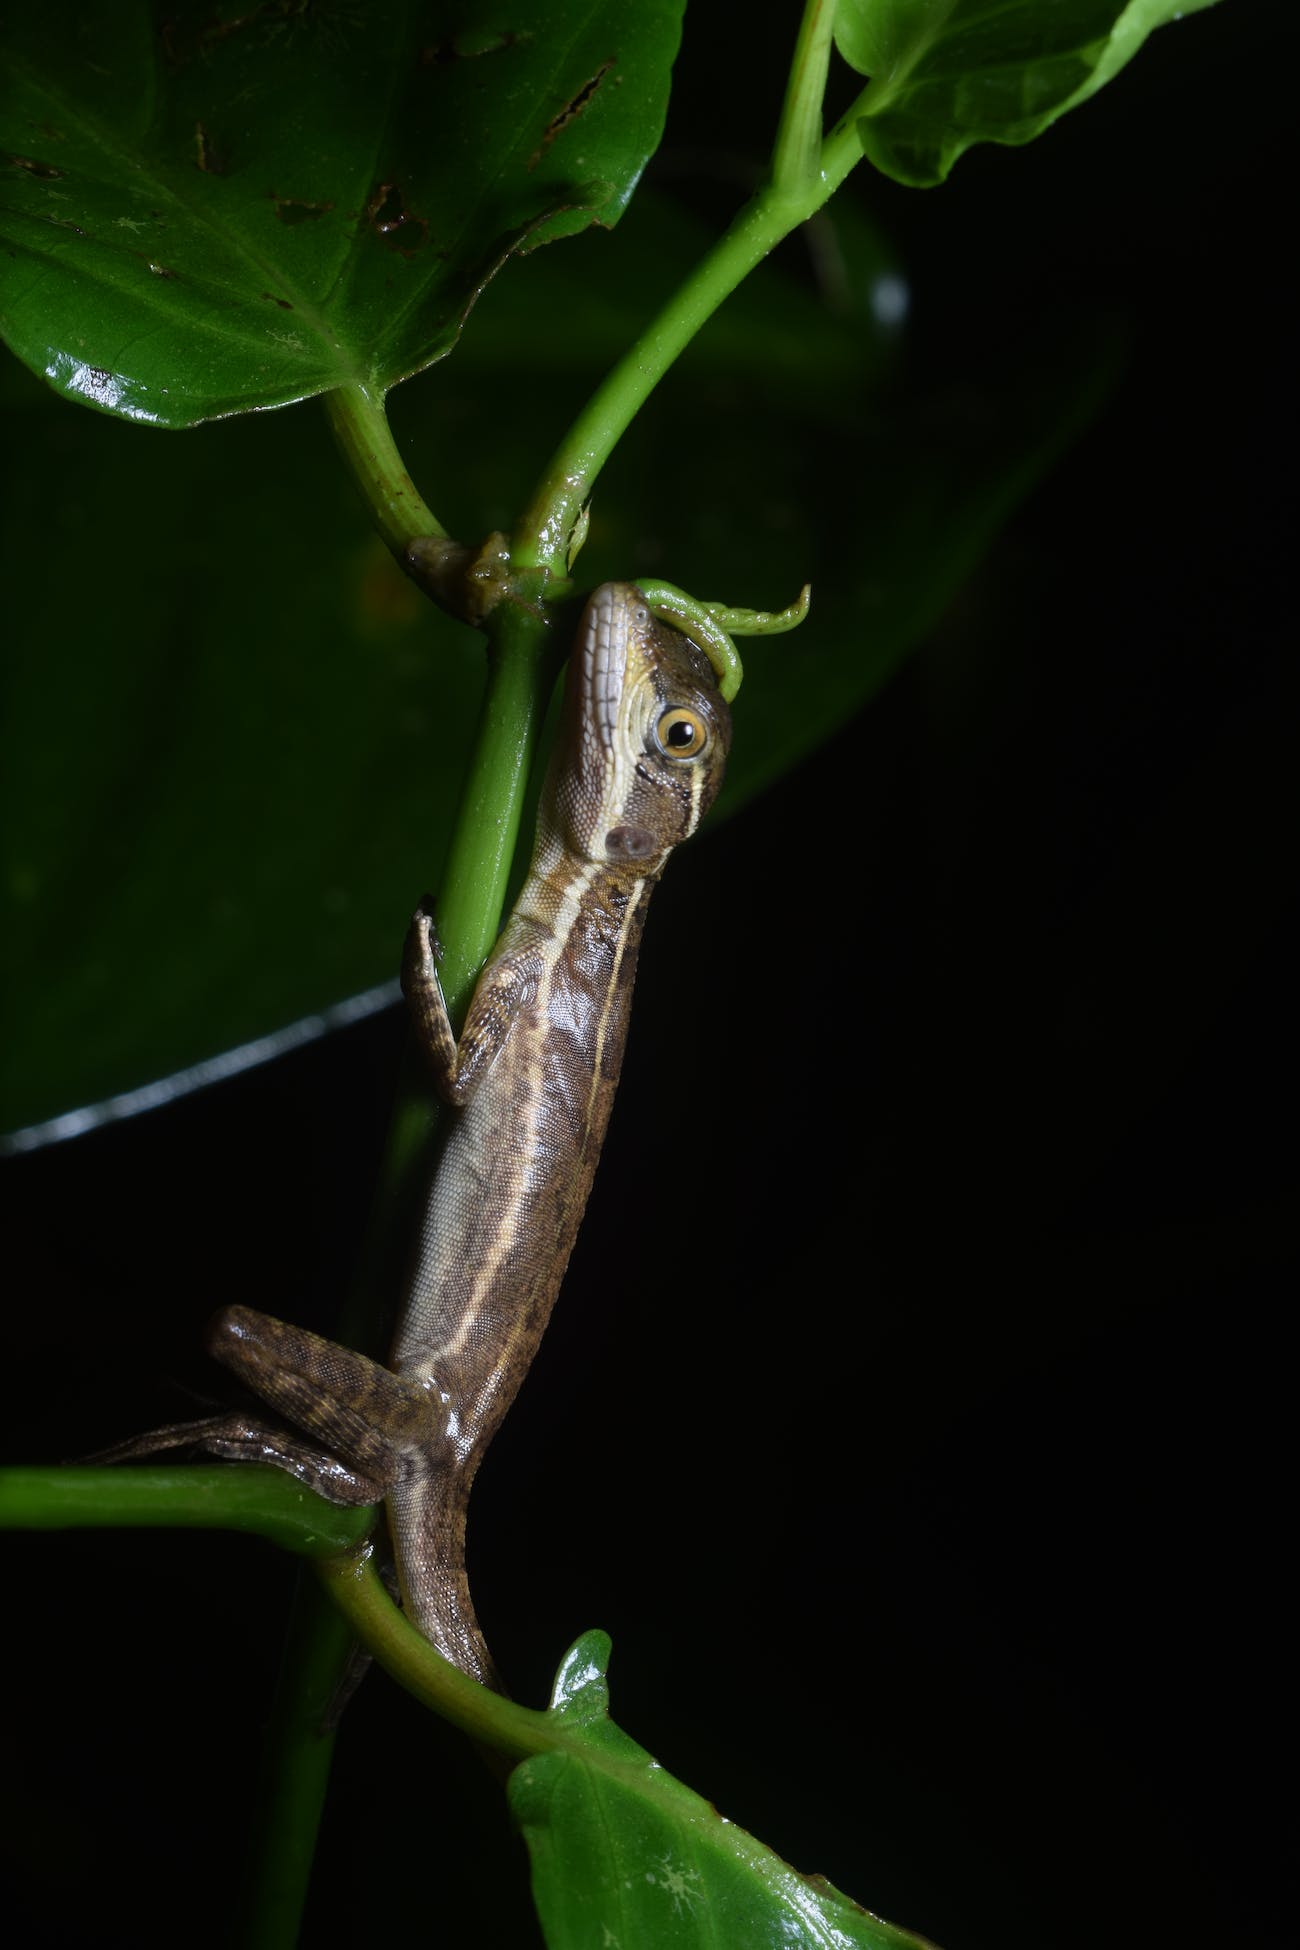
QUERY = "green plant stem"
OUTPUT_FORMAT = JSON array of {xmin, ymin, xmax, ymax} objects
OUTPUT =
[
  {"xmin": 344, "ymin": 577, "xmax": 559, "ymax": 1306},
  {"xmin": 514, "ymin": 62, "xmax": 868, "ymax": 575},
  {"xmin": 316, "ymin": 1550, "xmax": 554, "ymax": 1759},
  {"xmin": 770, "ymin": 0, "xmax": 840, "ymax": 191},
  {"xmin": 426, "ymin": 597, "xmax": 556, "ymax": 1015},
  {"xmin": 324, "ymin": 383, "xmax": 448, "ymax": 560},
  {"xmin": 241, "ymin": 1575, "xmax": 359, "ymax": 1950},
  {"xmin": 335, "ymin": 583, "xmax": 559, "ymax": 1353},
  {"xmin": 315, "ymin": 1555, "xmax": 797, "ymax": 1868},
  {"xmin": 365, "ymin": 584, "xmax": 560, "ymax": 1289},
  {"xmin": 0, "ymin": 1465, "xmax": 371, "ymax": 1552}
]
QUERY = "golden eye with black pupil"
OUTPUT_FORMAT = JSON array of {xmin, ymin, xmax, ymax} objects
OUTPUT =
[{"xmin": 654, "ymin": 706, "xmax": 708, "ymax": 758}]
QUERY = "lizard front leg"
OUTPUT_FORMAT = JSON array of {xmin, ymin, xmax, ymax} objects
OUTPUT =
[{"xmin": 400, "ymin": 901, "xmax": 541, "ymax": 1106}]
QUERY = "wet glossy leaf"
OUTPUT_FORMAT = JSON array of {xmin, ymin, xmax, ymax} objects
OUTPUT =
[
  {"xmin": 513, "ymin": 1633, "xmax": 935, "ymax": 1950},
  {"xmin": 0, "ymin": 0, "xmax": 683, "ymax": 425},
  {"xmin": 0, "ymin": 184, "xmax": 1114, "ymax": 1140},
  {"xmin": 0, "ymin": 362, "xmax": 482, "ymax": 1138},
  {"xmin": 833, "ymin": 0, "xmax": 1221, "ymax": 187}
]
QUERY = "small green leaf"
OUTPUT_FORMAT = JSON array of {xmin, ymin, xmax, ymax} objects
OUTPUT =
[
  {"xmin": 833, "ymin": 0, "xmax": 1221, "ymax": 187},
  {"xmin": 511, "ymin": 1631, "xmax": 935, "ymax": 1949},
  {"xmin": 0, "ymin": 0, "xmax": 684, "ymax": 425}
]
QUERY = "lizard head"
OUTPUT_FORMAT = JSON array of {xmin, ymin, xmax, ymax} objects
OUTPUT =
[{"xmin": 556, "ymin": 581, "xmax": 732, "ymax": 871}]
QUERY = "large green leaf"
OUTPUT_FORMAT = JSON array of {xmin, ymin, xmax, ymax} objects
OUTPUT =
[
  {"xmin": 0, "ymin": 361, "xmax": 483, "ymax": 1140},
  {"xmin": 513, "ymin": 1632, "xmax": 934, "ymax": 1950},
  {"xmin": 0, "ymin": 0, "xmax": 683, "ymax": 425},
  {"xmin": 833, "ymin": 0, "xmax": 1221, "ymax": 186},
  {"xmin": 0, "ymin": 179, "xmax": 1113, "ymax": 1142}
]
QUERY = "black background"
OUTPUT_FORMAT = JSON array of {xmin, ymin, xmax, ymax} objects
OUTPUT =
[{"xmin": 2, "ymin": 3, "xmax": 1292, "ymax": 1946}]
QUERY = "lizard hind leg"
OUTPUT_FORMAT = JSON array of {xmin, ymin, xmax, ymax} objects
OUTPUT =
[
  {"xmin": 91, "ymin": 1407, "xmax": 388, "ymax": 1507},
  {"xmin": 203, "ymin": 1304, "xmax": 443, "ymax": 1501}
]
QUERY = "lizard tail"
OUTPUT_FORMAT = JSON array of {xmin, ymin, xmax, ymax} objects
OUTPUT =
[{"xmin": 385, "ymin": 1474, "xmax": 504, "ymax": 1695}]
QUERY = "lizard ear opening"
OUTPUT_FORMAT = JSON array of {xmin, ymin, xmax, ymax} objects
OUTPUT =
[{"xmin": 605, "ymin": 824, "xmax": 657, "ymax": 862}]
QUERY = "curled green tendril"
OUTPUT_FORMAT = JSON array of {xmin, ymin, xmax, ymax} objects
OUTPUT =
[{"xmin": 636, "ymin": 579, "xmax": 812, "ymax": 703}]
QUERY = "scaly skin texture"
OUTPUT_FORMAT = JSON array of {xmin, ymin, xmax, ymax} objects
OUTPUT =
[
  {"xmin": 388, "ymin": 583, "xmax": 730, "ymax": 1685},
  {"xmin": 138, "ymin": 584, "xmax": 730, "ymax": 1694}
]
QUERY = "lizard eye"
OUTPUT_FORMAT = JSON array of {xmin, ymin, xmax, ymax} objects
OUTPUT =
[{"xmin": 654, "ymin": 706, "xmax": 708, "ymax": 759}]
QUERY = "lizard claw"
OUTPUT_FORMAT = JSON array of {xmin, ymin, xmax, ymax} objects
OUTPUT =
[{"xmin": 413, "ymin": 895, "xmax": 446, "ymax": 965}]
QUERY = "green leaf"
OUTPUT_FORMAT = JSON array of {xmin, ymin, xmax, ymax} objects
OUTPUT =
[
  {"xmin": 0, "ymin": 360, "xmax": 486, "ymax": 1139},
  {"xmin": 0, "ymin": 181, "xmax": 1115, "ymax": 1140},
  {"xmin": 833, "ymin": 0, "xmax": 1221, "ymax": 187},
  {"xmin": 0, "ymin": 0, "xmax": 684, "ymax": 426},
  {"xmin": 512, "ymin": 1632, "xmax": 935, "ymax": 1950}
]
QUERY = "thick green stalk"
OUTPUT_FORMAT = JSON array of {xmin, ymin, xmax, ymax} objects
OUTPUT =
[
  {"xmin": 0, "ymin": 1465, "xmax": 371, "ymax": 1552},
  {"xmin": 425, "ymin": 597, "xmax": 555, "ymax": 1017},
  {"xmin": 338, "ymin": 586, "xmax": 558, "ymax": 1354},
  {"xmin": 513, "ymin": 34, "xmax": 866, "ymax": 574},
  {"xmin": 315, "ymin": 1550, "xmax": 554, "ymax": 1759}
]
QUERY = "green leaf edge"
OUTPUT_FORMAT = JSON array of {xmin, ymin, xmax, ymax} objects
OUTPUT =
[
  {"xmin": 512, "ymin": 1630, "xmax": 937, "ymax": 1949},
  {"xmin": 833, "ymin": 0, "xmax": 1224, "ymax": 188}
]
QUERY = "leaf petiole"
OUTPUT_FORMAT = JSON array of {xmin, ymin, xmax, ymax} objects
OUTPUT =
[
  {"xmin": 770, "ymin": 0, "xmax": 841, "ymax": 193},
  {"xmin": 323, "ymin": 384, "xmax": 448, "ymax": 561},
  {"xmin": 512, "ymin": 12, "xmax": 863, "ymax": 575}
]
